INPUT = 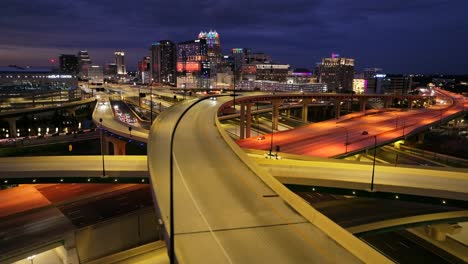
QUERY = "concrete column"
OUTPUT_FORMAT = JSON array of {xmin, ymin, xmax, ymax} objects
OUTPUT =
[
  {"xmin": 302, "ymin": 98, "xmax": 310, "ymax": 122},
  {"xmin": 384, "ymin": 98, "xmax": 392, "ymax": 108},
  {"xmin": 335, "ymin": 99, "xmax": 342, "ymax": 119},
  {"xmin": 239, "ymin": 103, "xmax": 246, "ymax": 139},
  {"xmin": 66, "ymin": 107, "xmax": 77, "ymax": 117},
  {"xmin": 408, "ymin": 99, "xmax": 413, "ymax": 109},
  {"xmin": 360, "ymin": 98, "xmax": 368, "ymax": 112},
  {"xmin": 4, "ymin": 117, "xmax": 18, "ymax": 138},
  {"xmin": 104, "ymin": 136, "xmax": 127, "ymax": 155},
  {"xmin": 245, "ymin": 103, "xmax": 252, "ymax": 138},
  {"xmin": 113, "ymin": 140, "xmax": 127, "ymax": 155},
  {"xmin": 286, "ymin": 108, "xmax": 291, "ymax": 118},
  {"xmin": 417, "ymin": 132, "xmax": 425, "ymax": 144},
  {"xmin": 103, "ymin": 136, "xmax": 110, "ymax": 155},
  {"xmin": 63, "ymin": 232, "xmax": 80, "ymax": 264},
  {"xmin": 272, "ymin": 99, "xmax": 281, "ymax": 130}
]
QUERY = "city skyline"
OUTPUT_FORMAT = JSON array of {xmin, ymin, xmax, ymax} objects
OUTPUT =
[{"xmin": 0, "ymin": 0, "xmax": 468, "ymax": 74}]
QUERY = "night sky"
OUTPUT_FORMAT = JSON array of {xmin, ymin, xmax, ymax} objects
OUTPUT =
[{"xmin": 1, "ymin": 0, "xmax": 467, "ymax": 74}]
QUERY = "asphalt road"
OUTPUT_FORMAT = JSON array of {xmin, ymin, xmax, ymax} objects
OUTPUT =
[
  {"xmin": 311, "ymin": 198, "xmax": 461, "ymax": 228},
  {"xmin": 363, "ymin": 230, "xmax": 466, "ymax": 264},
  {"xmin": 237, "ymin": 88, "xmax": 465, "ymax": 158},
  {"xmin": 148, "ymin": 97, "xmax": 365, "ymax": 263},
  {"xmin": 59, "ymin": 185, "xmax": 153, "ymax": 227}
]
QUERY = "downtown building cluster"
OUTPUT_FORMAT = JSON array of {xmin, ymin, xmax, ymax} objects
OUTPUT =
[{"xmin": 1, "ymin": 30, "xmax": 419, "ymax": 95}]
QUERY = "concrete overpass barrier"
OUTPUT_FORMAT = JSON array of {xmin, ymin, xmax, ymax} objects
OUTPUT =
[{"xmin": 214, "ymin": 113, "xmax": 393, "ymax": 264}]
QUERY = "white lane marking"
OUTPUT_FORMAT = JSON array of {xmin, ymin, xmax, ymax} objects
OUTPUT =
[{"xmin": 174, "ymin": 156, "xmax": 233, "ymax": 264}]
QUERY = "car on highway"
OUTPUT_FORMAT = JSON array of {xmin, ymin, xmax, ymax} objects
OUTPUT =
[{"xmin": 257, "ymin": 135, "xmax": 266, "ymax": 140}]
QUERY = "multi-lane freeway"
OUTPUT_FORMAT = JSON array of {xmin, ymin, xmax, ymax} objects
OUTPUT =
[
  {"xmin": 148, "ymin": 97, "xmax": 390, "ymax": 263},
  {"xmin": 237, "ymin": 88, "xmax": 465, "ymax": 158}
]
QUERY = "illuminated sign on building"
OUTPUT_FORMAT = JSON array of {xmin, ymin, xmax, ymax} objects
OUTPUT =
[
  {"xmin": 375, "ymin": 74, "xmax": 387, "ymax": 78},
  {"xmin": 291, "ymin": 72, "xmax": 313, "ymax": 77},
  {"xmin": 47, "ymin": 75, "xmax": 73, "ymax": 79},
  {"xmin": 256, "ymin": 64, "xmax": 290, "ymax": 70},
  {"xmin": 176, "ymin": 62, "xmax": 201, "ymax": 73}
]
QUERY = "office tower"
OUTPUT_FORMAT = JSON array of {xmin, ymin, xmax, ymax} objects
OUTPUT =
[
  {"xmin": 104, "ymin": 63, "xmax": 118, "ymax": 76},
  {"xmin": 77, "ymin": 50, "xmax": 92, "ymax": 78},
  {"xmin": 176, "ymin": 39, "xmax": 208, "ymax": 88},
  {"xmin": 114, "ymin": 51, "xmax": 126, "ymax": 75},
  {"xmin": 231, "ymin": 48, "xmax": 251, "ymax": 82},
  {"xmin": 318, "ymin": 55, "xmax": 355, "ymax": 92},
  {"xmin": 150, "ymin": 41, "xmax": 176, "ymax": 85},
  {"xmin": 59, "ymin": 54, "xmax": 79, "ymax": 74},
  {"xmin": 88, "ymin": 65, "xmax": 104, "ymax": 84},
  {"xmin": 198, "ymin": 30, "xmax": 221, "ymax": 59},
  {"xmin": 383, "ymin": 74, "xmax": 412, "ymax": 95},
  {"xmin": 138, "ymin": 56, "xmax": 151, "ymax": 83},
  {"xmin": 255, "ymin": 64, "xmax": 290, "ymax": 82},
  {"xmin": 364, "ymin": 68, "xmax": 383, "ymax": 93}
]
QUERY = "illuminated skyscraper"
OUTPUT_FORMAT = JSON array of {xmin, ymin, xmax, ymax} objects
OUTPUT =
[
  {"xmin": 319, "ymin": 55, "xmax": 354, "ymax": 92},
  {"xmin": 198, "ymin": 30, "xmax": 221, "ymax": 58},
  {"xmin": 114, "ymin": 51, "xmax": 126, "ymax": 75},
  {"xmin": 77, "ymin": 50, "xmax": 92, "ymax": 78},
  {"xmin": 150, "ymin": 41, "xmax": 176, "ymax": 85}
]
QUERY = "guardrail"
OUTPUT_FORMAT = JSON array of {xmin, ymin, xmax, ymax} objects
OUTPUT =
[{"xmin": 214, "ymin": 104, "xmax": 393, "ymax": 264}]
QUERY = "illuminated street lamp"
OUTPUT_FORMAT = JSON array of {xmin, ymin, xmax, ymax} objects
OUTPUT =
[
  {"xmin": 27, "ymin": 255, "xmax": 36, "ymax": 264},
  {"xmin": 362, "ymin": 131, "xmax": 377, "ymax": 191},
  {"xmin": 336, "ymin": 125, "xmax": 349, "ymax": 153},
  {"xmin": 99, "ymin": 118, "xmax": 106, "ymax": 177}
]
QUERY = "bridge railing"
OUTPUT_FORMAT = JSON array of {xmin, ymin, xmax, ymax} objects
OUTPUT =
[{"xmin": 213, "ymin": 108, "xmax": 393, "ymax": 264}]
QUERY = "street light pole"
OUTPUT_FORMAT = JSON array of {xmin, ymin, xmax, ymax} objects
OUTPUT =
[
  {"xmin": 99, "ymin": 118, "xmax": 106, "ymax": 177},
  {"xmin": 336, "ymin": 125, "xmax": 349, "ymax": 153},
  {"xmin": 371, "ymin": 135, "xmax": 377, "ymax": 191},
  {"xmin": 362, "ymin": 131, "xmax": 377, "ymax": 191},
  {"xmin": 150, "ymin": 85, "xmax": 153, "ymax": 123}
]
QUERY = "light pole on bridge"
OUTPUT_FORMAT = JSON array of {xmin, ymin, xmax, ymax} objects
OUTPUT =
[
  {"xmin": 362, "ymin": 131, "xmax": 377, "ymax": 192},
  {"xmin": 336, "ymin": 125, "xmax": 349, "ymax": 154}
]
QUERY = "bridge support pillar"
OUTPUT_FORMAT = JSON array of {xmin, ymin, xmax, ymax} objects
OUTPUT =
[
  {"xmin": 425, "ymin": 224, "xmax": 462, "ymax": 241},
  {"xmin": 302, "ymin": 98, "xmax": 310, "ymax": 122},
  {"xmin": 66, "ymin": 107, "xmax": 77, "ymax": 117},
  {"xmin": 360, "ymin": 98, "xmax": 368, "ymax": 113},
  {"xmin": 62, "ymin": 232, "xmax": 80, "ymax": 264},
  {"xmin": 286, "ymin": 108, "xmax": 291, "ymax": 118},
  {"xmin": 384, "ymin": 98, "xmax": 392, "ymax": 108},
  {"xmin": 335, "ymin": 99, "xmax": 342, "ymax": 119},
  {"xmin": 272, "ymin": 99, "xmax": 281, "ymax": 130},
  {"xmin": 104, "ymin": 136, "xmax": 127, "ymax": 155},
  {"xmin": 417, "ymin": 132, "xmax": 425, "ymax": 144},
  {"xmin": 245, "ymin": 103, "xmax": 252, "ymax": 138},
  {"xmin": 408, "ymin": 99, "xmax": 414, "ymax": 109},
  {"xmin": 240, "ymin": 103, "xmax": 246, "ymax": 139},
  {"xmin": 3, "ymin": 117, "xmax": 18, "ymax": 138}
]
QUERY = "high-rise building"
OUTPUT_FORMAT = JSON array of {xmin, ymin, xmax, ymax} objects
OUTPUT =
[
  {"xmin": 198, "ymin": 30, "xmax": 221, "ymax": 59},
  {"xmin": 364, "ymin": 68, "xmax": 383, "ymax": 93},
  {"xmin": 104, "ymin": 63, "xmax": 117, "ymax": 76},
  {"xmin": 59, "ymin": 54, "xmax": 79, "ymax": 74},
  {"xmin": 88, "ymin": 65, "xmax": 104, "ymax": 85},
  {"xmin": 318, "ymin": 55, "xmax": 354, "ymax": 92},
  {"xmin": 114, "ymin": 51, "xmax": 126, "ymax": 75},
  {"xmin": 138, "ymin": 56, "xmax": 151, "ymax": 84},
  {"xmin": 176, "ymin": 39, "xmax": 208, "ymax": 88},
  {"xmin": 78, "ymin": 50, "xmax": 92, "ymax": 78},
  {"xmin": 382, "ymin": 74, "xmax": 412, "ymax": 95},
  {"xmin": 256, "ymin": 64, "xmax": 290, "ymax": 82},
  {"xmin": 231, "ymin": 48, "xmax": 250, "ymax": 82},
  {"xmin": 150, "ymin": 41, "xmax": 176, "ymax": 85}
]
